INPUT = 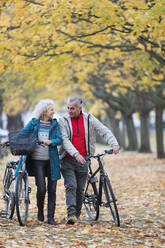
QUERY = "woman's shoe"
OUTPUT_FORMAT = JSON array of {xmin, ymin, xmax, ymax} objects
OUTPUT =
[
  {"xmin": 38, "ymin": 210, "xmax": 44, "ymax": 222},
  {"xmin": 47, "ymin": 219, "xmax": 58, "ymax": 225}
]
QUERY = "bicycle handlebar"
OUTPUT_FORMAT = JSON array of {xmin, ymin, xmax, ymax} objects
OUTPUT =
[
  {"xmin": 85, "ymin": 149, "xmax": 113, "ymax": 161},
  {"xmin": 37, "ymin": 141, "xmax": 44, "ymax": 146}
]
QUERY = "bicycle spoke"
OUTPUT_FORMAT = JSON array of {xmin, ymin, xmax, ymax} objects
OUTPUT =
[
  {"xmin": 84, "ymin": 181, "xmax": 99, "ymax": 220},
  {"xmin": 3, "ymin": 168, "xmax": 15, "ymax": 219},
  {"xmin": 5, "ymin": 192, "xmax": 15, "ymax": 219}
]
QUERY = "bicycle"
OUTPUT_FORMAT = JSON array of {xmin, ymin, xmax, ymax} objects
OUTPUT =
[
  {"xmin": 0, "ymin": 141, "xmax": 31, "ymax": 226},
  {"xmin": 83, "ymin": 149, "xmax": 120, "ymax": 226}
]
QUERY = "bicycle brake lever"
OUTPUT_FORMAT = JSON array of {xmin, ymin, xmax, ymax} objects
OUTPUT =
[{"xmin": 85, "ymin": 156, "xmax": 90, "ymax": 161}]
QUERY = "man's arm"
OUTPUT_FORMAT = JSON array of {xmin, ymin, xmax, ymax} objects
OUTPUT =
[{"xmin": 91, "ymin": 114, "xmax": 120, "ymax": 153}]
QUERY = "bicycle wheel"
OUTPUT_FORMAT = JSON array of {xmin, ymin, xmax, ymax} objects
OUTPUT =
[
  {"xmin": 84, "ymin": 179, "xmax": 99, "ymax": 220},
  {"xmin": 102, "ymin": 176, "xmax": 120, "ymax": 226},
  {"xmin": 15, "ymin": 172, "xmax": 29, "ymax": 226},
  {"xmin": 4, "ymin": 168, "xmax": 15, "ymax": 219}
]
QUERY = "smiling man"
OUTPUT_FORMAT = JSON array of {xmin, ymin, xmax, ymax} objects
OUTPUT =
[{"xmin": 59, "ymin": 97, "xmax": 120, "ymax": 225}]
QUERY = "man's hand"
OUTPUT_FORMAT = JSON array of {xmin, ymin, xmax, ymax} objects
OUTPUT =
[
  {"xmin": 75, "ymin": 154, "xmax": 86, "ymax": 164},
  {"xmin": 113, "ymin": 146, "xmax": 120, "ymax": 154}
]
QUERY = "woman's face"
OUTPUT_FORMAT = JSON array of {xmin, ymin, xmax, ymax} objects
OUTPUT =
[{"xmin": 44, "ymin": 105, "xmax": 55, "ymax": 120}]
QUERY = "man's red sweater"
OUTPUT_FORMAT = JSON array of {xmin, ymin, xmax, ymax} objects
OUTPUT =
[{"xmin": 65, "ymin": 113, "xmax": 87, "ymax": 158}]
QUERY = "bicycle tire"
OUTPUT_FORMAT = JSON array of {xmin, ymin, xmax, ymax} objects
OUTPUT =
[
  {"xmin": 4, "ymin": 168, "xmax": 15, "ymax": 219},
  {"xmin": 102, "ymin": 176, "xmax": 120, "ymax": 226},
  {"xmin": 84, "ymin": 180, "xmax": 99, "ymax": 220},
  {"xmin": 15, "ymin": 172, "xmax": 29, "ymax": 226}
]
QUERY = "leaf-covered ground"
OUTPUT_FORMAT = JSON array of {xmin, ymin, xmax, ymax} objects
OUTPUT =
[{"xmin": 0, "ymin": 149, "xmax": 164, "ymax": 248}]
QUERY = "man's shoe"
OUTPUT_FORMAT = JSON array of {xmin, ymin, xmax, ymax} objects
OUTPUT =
[
  {"xmin": 76, "ymin": 216, "xmax": 81, "ymax": 223},
  {"xmin": 67, "ymin": 216, "xmax": 77, "ymax": 225},
  {"xmin": 47, "ymin": 219, "xmax": 58, "ymax": 225},
  {"xmin": 37, "ymin": 211, "xmax": 44, "ymax": 222}
]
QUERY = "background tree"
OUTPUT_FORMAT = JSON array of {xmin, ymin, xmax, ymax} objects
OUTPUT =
[{"xmin": 0, "ymin": 0, "xmax": 164, "ymax": 157}]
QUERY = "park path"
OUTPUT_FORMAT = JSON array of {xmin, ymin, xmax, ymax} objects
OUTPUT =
[{"xmin": 0, "ymin": 149, "xmax": 164, "ymax": 248}]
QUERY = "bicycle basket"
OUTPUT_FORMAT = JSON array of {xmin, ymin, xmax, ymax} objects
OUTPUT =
[{"xmin": 9, "ymin": 131, "xmax": 37, "ymax": 155}]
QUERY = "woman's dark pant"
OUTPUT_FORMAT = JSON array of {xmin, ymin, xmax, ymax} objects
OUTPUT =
[
  {"xmin": 32, "ymin": 160, "xmax": 57, "ymax": 220},
  {"xmin": 61, "ymin": 157, "xmax": 88, "ymax": 218}
]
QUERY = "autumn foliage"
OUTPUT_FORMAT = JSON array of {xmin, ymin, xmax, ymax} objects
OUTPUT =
[
  {"xmin": 0, "ymin": 0, "xmax": 165, "ymax": 157},
  {"xmin": 0, "ymin": 0, "xmax": 164, "ymax": 109}
]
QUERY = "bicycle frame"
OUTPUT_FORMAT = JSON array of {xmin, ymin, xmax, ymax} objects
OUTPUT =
[
  {"xmin": 14, "ymin": 155, "xmax": 26, "ymax": 176},
  {"xmin": 88, "ymin": 156, "xmax": 108, "ymax": 205},
  {"xmin": 16, "ymin": 155, "xmax": 29, "ymax": 199}
]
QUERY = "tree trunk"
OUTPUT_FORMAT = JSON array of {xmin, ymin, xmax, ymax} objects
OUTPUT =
[
  {"xmin": 139, "ymin": 111, "xmax": 152, "ymax": 153},
  {"xmin": 155, "ymin": 106, "xmax": 165, "ymax": 158},
  {"xmin": 0, "ymin": 98, "xmax": 3, "ymax": 128},
  {"xmin": 0, "ymin": 108, "xmax": 3, "ymax": 157},
  {"xmin": 120, "ymin": 118, "xmax": 126, "ymax": 150},
  {"xmin": 0, "ymin": 109, "xmax": 3, "ymax": 128},
  {"xmin": 7, "ymin": 113, "xmax": 24, "ymax": 133},
  {"xmin": 106, "ymin": 108, "xmax": 125, "ymax": 149},
  {"xmin": 124, "ymin": 114, "xmax": 138, "ymax": 151}
]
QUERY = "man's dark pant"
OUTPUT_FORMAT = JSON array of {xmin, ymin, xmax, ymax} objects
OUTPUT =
[{"xmin": 61, "ymin": 157, "xmax": 88, "ymax": 218}]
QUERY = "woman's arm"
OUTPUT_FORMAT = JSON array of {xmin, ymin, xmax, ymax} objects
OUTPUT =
[{"xmin": 49, "ymin": 123, "xmax": 63, "ymax": 147}]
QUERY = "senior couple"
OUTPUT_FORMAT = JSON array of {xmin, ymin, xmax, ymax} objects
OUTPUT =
[{"xmin": 17, "ymin": 97, "xmax": 119, "ymax": 225}]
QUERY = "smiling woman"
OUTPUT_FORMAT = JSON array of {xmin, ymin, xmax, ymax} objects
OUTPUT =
[
  {"xmin": 8, "ymin": 99, "xmax": 62, "ymax": 225},
  {"xmin": 32, "ymin": 99, "xmax": 55, "ymax": 120}
]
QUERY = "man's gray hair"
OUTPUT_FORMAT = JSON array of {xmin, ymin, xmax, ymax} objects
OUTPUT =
[
  {"xmin": 67, "ymin": 97, "xmax": 83, "ymax": 107},
  {"xmin": 32, "ymin": 99, "xmax": 55, "ymax": 119}
]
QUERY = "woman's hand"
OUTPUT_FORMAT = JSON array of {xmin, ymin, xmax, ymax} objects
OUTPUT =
[
  {"xmin": 1, "ymin": 141, "xmax": 7, "ymax": 147},
  {"xmin": 43, "ymin": 140, "xmax": 51, "ymax": 146}
]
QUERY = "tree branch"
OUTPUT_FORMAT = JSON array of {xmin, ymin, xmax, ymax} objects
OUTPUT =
[
  {"xmin": 24, "ymin": 0, "xmax": 44, "ymax": 6},
  {"xmin": 57, "ymin": 30, "xmax": 139, "ymax": 52}
]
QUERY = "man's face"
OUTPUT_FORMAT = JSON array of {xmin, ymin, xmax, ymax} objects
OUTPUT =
[{"xmin": 67, "ymin": 100, "xmax": 82, "ymax": 118}]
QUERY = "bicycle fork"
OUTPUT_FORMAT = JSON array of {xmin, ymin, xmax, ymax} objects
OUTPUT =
[{"xmin": 24, "ymin": 172, "xmax": 31, "ymax": 204}]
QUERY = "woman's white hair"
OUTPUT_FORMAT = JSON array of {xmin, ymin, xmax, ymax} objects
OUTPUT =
[{"xmin": 32, "ymin": 99, "xmax": 55, "ymax": 119}]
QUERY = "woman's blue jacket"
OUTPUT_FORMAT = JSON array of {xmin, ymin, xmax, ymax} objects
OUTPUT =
[{"xmin": 20, "ymin": 118, "xmax": 62, "ymax": 181}]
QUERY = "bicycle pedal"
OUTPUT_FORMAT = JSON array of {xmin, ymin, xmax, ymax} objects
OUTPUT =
[
  {"xmin": 90, "ymin": 177, "xmax": 98, "ymax": 183},
  {"xmin": 3, "ymin": 195, "xmax": 8, "ymax": 201},
  {"xmin": 105, "ymin": 202, "xmax": 110, "ymax": 207},
  {"xmin": 103, "ymin": 199, "xmax": 117, "ymax": 207},
  {"xmin": 28, "ymin": 187, "xmax": 31, "ymax": 193}
]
